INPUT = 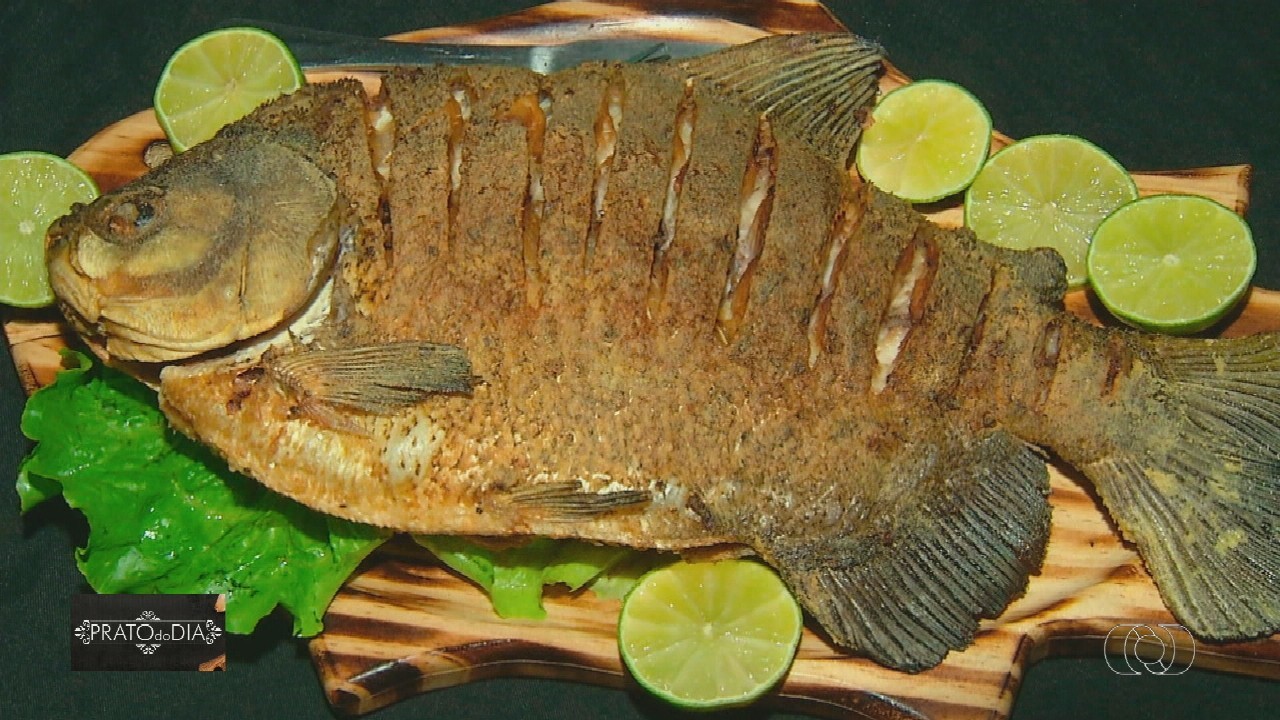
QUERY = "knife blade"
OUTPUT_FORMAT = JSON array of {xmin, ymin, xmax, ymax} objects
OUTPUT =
[{"xmin": 221, "ymin": 19, "xmax": 729, "ymax": 73}]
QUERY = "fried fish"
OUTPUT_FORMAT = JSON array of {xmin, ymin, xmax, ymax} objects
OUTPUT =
[{"xmin": 45, "ymin": 33, "xmax": 1280, "ymax": 671}]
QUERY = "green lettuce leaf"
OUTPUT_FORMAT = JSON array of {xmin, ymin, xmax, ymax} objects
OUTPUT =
[
  {"xmin": 415, "ymin": 535, "xmax": 662, "ymax": 618},
  {"xmin": 582, "ymin": 551, "xmax": 672, "ymax": 600},
  {"xmin": 18, "ymin": 351, "xmax": 389, "ymax": 635},
  {"xmin": 416, "ymin": 536, "xmax": 559, "ymax": 618}
]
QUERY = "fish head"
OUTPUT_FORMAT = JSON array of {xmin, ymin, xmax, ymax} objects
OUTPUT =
[{"xmin": 46, "ymin": 135, "xmax": 342, "ymax": 363}]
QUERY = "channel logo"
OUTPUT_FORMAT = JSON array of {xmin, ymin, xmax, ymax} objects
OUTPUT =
[{"xmin": 1104, "ymin": 623, "xmax": 1196, "ymax": 676}]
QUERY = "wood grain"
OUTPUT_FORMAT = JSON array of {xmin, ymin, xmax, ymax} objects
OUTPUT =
[{"xmin": 5, "ymin": 1, "xmax": 1279, "ymax": 718}]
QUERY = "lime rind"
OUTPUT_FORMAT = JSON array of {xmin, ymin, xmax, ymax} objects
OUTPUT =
[
  {"xmin": 618, "ymin": 559, "xmax": 802, "ymax": 710},
  {"xmin": 0, "ymin": 151, "xmax": 99, "ymax": 308},
  {"xmin": 857, "ymin": 80, "xmax": 993, "ymax": 203},
  {"xmin": 154, "ymin": 26, "xmax": 305, "ymax": 152},
  {"xmin": 1087, "ymin": 194, "xmax": 1255, "ymax": 334},
  {"xmin": 964, "ymin": 134, "xmax": 1138, "ymax": 287}
]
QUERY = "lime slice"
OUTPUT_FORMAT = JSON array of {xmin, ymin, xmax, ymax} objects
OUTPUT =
[
  {"xmin": 154, "ymin": 27, "xmax": 305, "ymax": 152},
  {"xmin": 617, "ymin": 559, "xmax": 802, "ymax": 710},
  {"xmin": 965, "ymin": 134, "xmax": 1138, "ymax": 287},
  {"xmin": 0, "ymin": 152, "xmax": 99, "ymax": 307},
  {"xmin": 856, "ymin": 80, "xmax": 992, "ymax": 203},
  {"xmin": 1087, "ymin": 194, "xmax": 1255, "ymax": 334}
]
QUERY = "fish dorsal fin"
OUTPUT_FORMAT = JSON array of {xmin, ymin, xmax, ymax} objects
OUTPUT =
[
  {"xmin": 267, "ymin": 341, "xmax": 476, "ymax": 416},
  {"xmin": 678, "ymin": 33, "xmax": 883, "ymax": 167},
  {"xmin": 750, "ymin": 429, "xmax": 1050, "ymax": 671}
]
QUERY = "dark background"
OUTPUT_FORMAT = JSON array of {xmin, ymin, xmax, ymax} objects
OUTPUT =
[{"xmin": 2, "ymin": 1, "xmax": 1279, "ymax": 718}]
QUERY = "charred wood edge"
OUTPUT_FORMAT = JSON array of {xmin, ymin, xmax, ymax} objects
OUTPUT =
[{"xmin": 321, "ymin": 637, "xmax": 634, "ymax": 716}]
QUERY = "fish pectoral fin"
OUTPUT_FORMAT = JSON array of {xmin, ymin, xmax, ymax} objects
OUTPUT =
[
  {"xmin": 268, "ymin": 340, "xmax": 477, "ymax": 415},
  {"xmin": 508, "ymin": 481, "xmax": 651, "ymax": 520},
  {"xmin": 763, "ymin": 430, "xmax": 1050, "ymax": 672},
  {"xmin": 679, "ymin": 33, "xmax": 883, "ymax": 167}
]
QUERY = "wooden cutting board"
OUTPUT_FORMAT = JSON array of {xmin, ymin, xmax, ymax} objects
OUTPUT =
[{"xmin": 4, "ymin": 2, "xmax": 1279, "ymax": 719}]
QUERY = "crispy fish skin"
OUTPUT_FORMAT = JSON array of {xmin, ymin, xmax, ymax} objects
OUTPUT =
[{"xmin": 46, "ymin": 33, "xmax": 1280, "ymax": 672}]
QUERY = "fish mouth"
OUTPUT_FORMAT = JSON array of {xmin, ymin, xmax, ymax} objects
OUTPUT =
[
  {"xmin": 43, "ymin": 199, "xmax": 349, "ymax": 366},
  {"xmin": 45, "ymin": 260, "xmax": 340, "ymax": 371},
  {"xmin": 41, "ymin": 217, "xmax": 194, "ymax": 363},
  {"xmin": 98, "ymin": 306, "xmax": 238, "ymax": 361},
  {"xmin": 45, "ymin": 217, "xmax": 105, "ymax": 340},
  {"xmin": 47, "ymin": 263, "xmax": 99, "ymax": 329},
  {"xmin": 122, "ymin": 272, "xmax": 340, "ymax": 368}
]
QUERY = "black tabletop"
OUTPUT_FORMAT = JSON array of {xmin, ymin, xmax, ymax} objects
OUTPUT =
[{"xmin": 3, "ymin": 2, "xmax": 1279, "ymax": 719}]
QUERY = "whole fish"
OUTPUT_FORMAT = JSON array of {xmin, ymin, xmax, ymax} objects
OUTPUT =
[{"xmin": 44, "ymin": 33, "xmax": 1280, "ymax": 671}]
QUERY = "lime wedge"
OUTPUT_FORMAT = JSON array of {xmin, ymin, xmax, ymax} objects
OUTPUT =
[
  {"xmin": 965, "ymin": 135, "xmax": 1137, "ymax": 287},
  {"xmin": 154, "ymin": 27, "xmax": 305, "ymax": 152},
  {"xmin": 0, "ymin": 152, "xmax": 98, "ymax": 307},
  {"xmin": 618, "ymin": 559, "xmax": 802, "ymax": 710},
  {"xmin": 856, "ymin": 80, "xmax": 992, "ymax": 203},
  {"xmin": 1087, "ymin": 194, "xmax": 1255, "ymax": 334}
]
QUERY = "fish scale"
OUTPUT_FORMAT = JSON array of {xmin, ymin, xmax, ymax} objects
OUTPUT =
[{"xmin": 43, "ymin": 33, "xmax": 1280, "ymax": 674}]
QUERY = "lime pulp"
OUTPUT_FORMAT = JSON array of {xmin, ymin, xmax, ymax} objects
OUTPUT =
[
  {"xmin": 1087, "ymin": 194, "xmax": 1255, "ymax": 334},
  {"xmin": 964, "ymin": 134, "xmax": 1138, "ymax": 287},
  {"xmin": 0, "ymin": 152, "xmax": 99, "ymax": 307},
  {"xmin": 154, "ymin": 26, "xmax": 305, "ymax": 152},
  {"xmin": 617, "ymin": 559, "xmax": 802, "ymax": 710},
  {"xmin": 856, "ymin": 80, "xmax": 992, "ymax": 203}
]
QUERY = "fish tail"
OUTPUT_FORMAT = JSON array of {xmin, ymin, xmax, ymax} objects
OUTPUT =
[{"xmin": 1050, "ymin": 326, "xmax": 1280, "ymax": 640}]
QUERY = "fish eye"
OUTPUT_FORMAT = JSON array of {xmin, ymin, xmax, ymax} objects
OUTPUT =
[
  {"xmin": 134, "ymin": 201, "xmax": 155, "ymax": 227},
  {"xmin": 100, "ymin": 190, "xmax": 164, "ymax": 244},
  {"xmin": 105, "ymin": 201, "xmax": 146, "ymax": 233}
]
